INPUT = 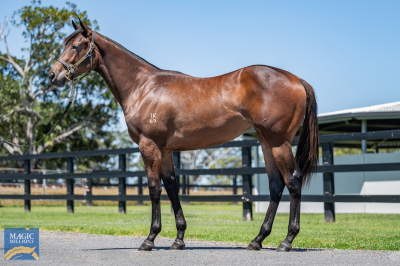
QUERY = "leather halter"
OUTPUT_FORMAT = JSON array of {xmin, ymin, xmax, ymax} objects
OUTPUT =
[{"xmin": 58, "ymin": 31, "xmax": 96, "ymax": 83}]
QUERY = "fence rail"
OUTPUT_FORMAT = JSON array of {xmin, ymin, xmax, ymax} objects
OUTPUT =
[
  {"xmin": 1, "ymin": 129, "xmax": 400, "ymax": 221},
  {"xmin": 1, "ymin": 162, "xmax": 400, "ymax": 180},
  {"xmin": 1, "ymin": 194, "xmax": 399, "ymax": 203}
]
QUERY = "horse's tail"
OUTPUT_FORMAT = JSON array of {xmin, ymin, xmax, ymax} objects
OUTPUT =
[{"xmin": 295, "ymin": 79, "xmax": 319, "ymax": 187}]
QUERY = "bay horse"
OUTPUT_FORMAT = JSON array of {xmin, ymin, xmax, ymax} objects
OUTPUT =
[{"xmin": 49, "ymin": 19, "xmax": 319, "ymax": 252}]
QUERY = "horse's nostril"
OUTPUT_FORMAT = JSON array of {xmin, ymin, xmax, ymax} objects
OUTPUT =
[{"xmin": 50, "ymin": 72, "xmax": 55, "ymax": 80}]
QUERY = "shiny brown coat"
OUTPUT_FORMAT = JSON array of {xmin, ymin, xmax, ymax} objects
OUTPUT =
[{"xmin": 50, "ymin": 19, "xmax": 319, "ymax": 252}]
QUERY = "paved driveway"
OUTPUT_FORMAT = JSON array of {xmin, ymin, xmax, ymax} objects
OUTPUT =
[{"xmin": 1, "ymin": 231, "xmax": 399, "ymax": 265}]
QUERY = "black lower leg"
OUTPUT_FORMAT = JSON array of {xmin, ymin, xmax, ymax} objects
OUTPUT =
[
  {"xmin": 284, "ymin": 193, "xmax": 301, "ymax": 244},
  {"xmin": 139, "ymin": 185, "xmax": 162, "ymax": 251},
  {"xmin": 163, "ymin": 175, "xmax": 187, "ymax": 249},
  {"xmin": 248, "ymin": 178, "xmax": 284, "ymax": 250},
  {"xmin": 147, "ymin": 185, "xmax": 162, "ymax": 242},
  {"xmin": 277, "ymin": 170, "xmax": 302, "ymax": 252}
]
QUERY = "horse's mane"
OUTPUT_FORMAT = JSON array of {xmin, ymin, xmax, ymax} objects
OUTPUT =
[
  {"xmin": 99, "ymin": 34, "xmax": 159, "ymax": 70},
  {"xmin": 62, "ymin": 29, "xmax": 159, "ymax": 70}
]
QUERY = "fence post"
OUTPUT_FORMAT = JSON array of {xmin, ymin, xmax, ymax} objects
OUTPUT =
[
  {"xmin": 186, "ymin": 176, "xmax": 190, "ymax": 195},
  {"xmin": 322, "ymin": 142, "xmax": 335, "ymax": 222},
  {"xmin": 176, "ymin": 175, "xmax": 180, "ymax": 188},
  {"xmin": 66, "ymin": 157, "xmax": 74, "ymax": 213},
  {"xmin": 138, "ymin": 176, "xmax": 143, "ymax": 205},
  {"xmin": 232, "ymin": 175, "xmax": 238, "ymax": 205},
  {"xmin": 173, "ymin": 151, "xmax": 180, "ymax": 187},
  {"xmin": 24, "ymin": 159, "xmax": 31, "ymax": 212},
  {"xmin": 182, "ymin": 175, "xmax": 186, "ymax": 195},
  {"xmin": 242, "ymin": 147, "xmax": 253, "ymax": 221},
  {"xmin": 233, "ymin": 175, "xmax": 237, "ymax": 195},
  {"xmin": 118, "ymin": 154, "xmax": 127, "ymax": 214},
  {"xmin": 86, "ymin": 178, "xmax": 92, "ymax": 206}
]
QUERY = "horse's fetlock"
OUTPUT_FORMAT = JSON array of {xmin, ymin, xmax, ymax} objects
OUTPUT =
[
  {"xmin": 177, "ymin": 222, "xmax": 187, "ymax": 231},
  {"xmin": 289, "ymin": 223, "xmax": 300, "ymax": 236},
  {"xmin": 261, "ymin": 225, "xmax": 272, "ymax": 237},
  {"xmin": 151, "ymin": 223, "xmax": 162, "ymax": 234}
]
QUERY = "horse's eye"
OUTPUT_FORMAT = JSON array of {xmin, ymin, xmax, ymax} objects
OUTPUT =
[{"xmin": 71, "ymin": 45, "xmax": 80, "ymax": 50}]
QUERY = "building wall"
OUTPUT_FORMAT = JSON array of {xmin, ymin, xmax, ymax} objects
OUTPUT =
[{"xmin": 254, "ymin": 153, "xmax": 400, "ymax": 214}]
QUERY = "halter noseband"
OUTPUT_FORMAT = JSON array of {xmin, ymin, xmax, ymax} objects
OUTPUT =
[{"xmin": 58, "ymin": 31, "xmax": 96, "ymax": 83}]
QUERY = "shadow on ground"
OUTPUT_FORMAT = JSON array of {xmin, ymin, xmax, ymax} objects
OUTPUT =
[{"xmin": 83, "ymin": 246, "xmax": 326, "ymax": 252}]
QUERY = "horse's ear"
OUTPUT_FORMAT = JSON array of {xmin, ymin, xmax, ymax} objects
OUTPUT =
[
  {"xmin": 71, "ymin": 20, "xmax": 79, "ymax": 30},
  {"xmin": 78, "ymin": 17, "xmax": 92, "ymax": 38}
]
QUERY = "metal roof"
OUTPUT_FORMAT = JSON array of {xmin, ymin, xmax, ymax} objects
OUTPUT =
[
  {"xmin": 244, "ymin": 102, "xmax": 400, "ymax": 147},
  {"xmin": 318, "ymin": 102, "xmax": 400, "ymax": 124}
]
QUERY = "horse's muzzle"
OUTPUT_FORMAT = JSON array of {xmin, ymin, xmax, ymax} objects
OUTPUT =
[{"xmin": 49, "ymin": 70, "xmax": 67, "ymax": 87}]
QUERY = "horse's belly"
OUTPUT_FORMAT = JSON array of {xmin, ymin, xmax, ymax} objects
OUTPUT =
[{"xmin": 165, "ymin": 115, "xmax": 253, "ymax": 151}]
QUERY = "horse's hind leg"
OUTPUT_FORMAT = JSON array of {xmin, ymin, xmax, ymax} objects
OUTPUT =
[
  {"xmin": 160, "ymin": 150, "xmax": 187, "ymax": 250},
  {"xmin": 270, "ymin": 141, "xmax": 303, "ymax": 252},
  {"xmin": 247, "ymin": 136, "xmax": 285, "ymax": 250}
]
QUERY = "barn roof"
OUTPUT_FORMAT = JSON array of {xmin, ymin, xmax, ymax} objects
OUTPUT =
[
  {"xmin": 244, "ymin": 102, "xmax": 400, "ymax": 149},
  {"xmin": 318, "ymin": 101, "xmax": 400, "ymax": 124}
]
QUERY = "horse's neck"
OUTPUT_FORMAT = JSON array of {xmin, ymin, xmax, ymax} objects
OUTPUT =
[{"xmin": 94, "ymin": 34, "xmax": 158, "ymax": 109}]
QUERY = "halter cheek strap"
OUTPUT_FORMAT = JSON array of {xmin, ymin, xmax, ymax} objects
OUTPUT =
[{"xmin": 58, "ymin": 31, "xmax": 96, "ymax": 83}]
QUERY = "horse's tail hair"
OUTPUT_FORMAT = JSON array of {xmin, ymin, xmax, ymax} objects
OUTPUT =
[{"xmin": 295, "ymin": 79, "xmax": 319, "ymax": 187}]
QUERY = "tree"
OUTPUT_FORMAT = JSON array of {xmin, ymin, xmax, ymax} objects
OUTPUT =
[
  {"xmin": 0, "ymin": 1, "xmax": 121, "ymax": 169},
  {"xmin": 181, "ymin": 147, "xmax": 242, "ymax": 187}
]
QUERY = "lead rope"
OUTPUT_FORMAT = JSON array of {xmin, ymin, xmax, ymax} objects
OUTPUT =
[{"xmin": 0, "ymin": 32, "xmax": 96, "ymax": 149}]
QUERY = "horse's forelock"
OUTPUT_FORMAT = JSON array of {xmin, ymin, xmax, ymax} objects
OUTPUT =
[{"xmin": 63, "ymin": 28, "xmax": 83, "ymax": 47}]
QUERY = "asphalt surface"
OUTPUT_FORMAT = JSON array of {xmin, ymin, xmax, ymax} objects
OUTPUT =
[{"xmin": 1, "ymin": 231, "xmax": 400, "ymax": 265}]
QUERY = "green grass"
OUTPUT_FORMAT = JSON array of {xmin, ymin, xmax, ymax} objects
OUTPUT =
[{"xmin": 1, "ymin": 204, "xmax": 399, "ymax": 250}]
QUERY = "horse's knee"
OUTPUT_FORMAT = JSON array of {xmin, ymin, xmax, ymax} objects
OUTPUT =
[{"xmin": 149, "ymin": 185, "xmax": 162, "ymax": 201}]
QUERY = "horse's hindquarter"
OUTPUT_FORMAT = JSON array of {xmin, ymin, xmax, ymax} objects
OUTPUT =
[
  {"xmin": 229, "ymin": 66, "xmax": 307, "ymax": 137},
  {"xmin": 126, "ymin": 66, "xmax": 306, "ymax": 150}
]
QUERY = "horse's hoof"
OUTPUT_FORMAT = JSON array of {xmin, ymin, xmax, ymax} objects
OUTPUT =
[
  {"xmin": 170, "ymin": 239, "xmax": 185, "ymax": 250},
  {"xmin": 246, "ymin": 241, "xmax": 262, "ymax": 250},
  {"xmin": 138, "ymin": 239, "xmax": 154, "ymax": 251},
  {"xmin": 276, "ymin": 241, "xmax": 292, "ymax": 252}
]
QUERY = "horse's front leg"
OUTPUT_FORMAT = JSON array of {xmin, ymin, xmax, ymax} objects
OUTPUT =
[
  {"xmin": 160, "ymin": 150, "xmax": 187, "ymax": 250},
  {"xmin": 138, "ymin": 137, "xmax": 163, "ymax": 251}
]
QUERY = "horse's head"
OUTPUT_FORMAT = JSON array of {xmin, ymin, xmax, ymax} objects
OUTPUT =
[{"xmin": 49, "ymin": 18, "xmax": 97, "ymax": 87}]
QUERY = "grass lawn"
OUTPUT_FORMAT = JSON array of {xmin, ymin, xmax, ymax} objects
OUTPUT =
[{"xmin": 0, "ymin": 204, "xmax": 399, "ymax": 250}]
